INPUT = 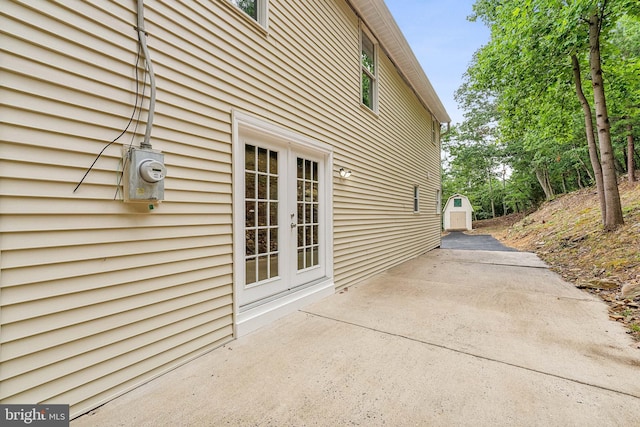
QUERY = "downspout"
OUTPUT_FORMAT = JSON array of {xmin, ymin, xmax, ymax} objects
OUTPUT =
[
  {"xmin": 136, "ymin": 0, "xmax": 156, "ymax": 149},
  {"xmin": 441, "ymin": 121, "xmax": 451, "ymax": 136}
]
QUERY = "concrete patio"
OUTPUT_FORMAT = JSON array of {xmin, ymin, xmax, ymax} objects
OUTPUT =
[{"xmin": 72, "ymin": 248, "xmax": 640, "ymax": 426}]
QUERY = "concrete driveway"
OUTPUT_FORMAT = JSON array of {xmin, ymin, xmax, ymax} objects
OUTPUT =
[{"xmin": 73, "ymin": 248, "xmax": 640, "ymax": 426}]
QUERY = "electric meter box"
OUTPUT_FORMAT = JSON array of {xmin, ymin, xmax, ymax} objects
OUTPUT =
[{"xmin": 123, "ymin": 146, "xmax": 166, "ymax": 202}]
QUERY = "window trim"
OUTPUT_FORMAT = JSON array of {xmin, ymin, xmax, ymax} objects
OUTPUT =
[{"xmin": 360, "ymin": 24, "xmax": 378, "ymax": 112}]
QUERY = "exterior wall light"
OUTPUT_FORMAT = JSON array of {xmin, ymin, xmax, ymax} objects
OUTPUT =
[{"xmin": 339, "ymin": 168, "xmax": 352, "ymax": 178}]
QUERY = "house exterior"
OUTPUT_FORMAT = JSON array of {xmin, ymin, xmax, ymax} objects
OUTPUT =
[
  {"xmin": 443, "ymin": 194, "xmax": 474, "ymax": 231},
  {"xmin": 0, "ymin": 0, "xmax": 449, "ymax": 418}
]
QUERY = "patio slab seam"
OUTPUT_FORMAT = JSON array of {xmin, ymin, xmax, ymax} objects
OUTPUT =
[
  {"xmin": 436, "ymin": 259, "xmax": 550, "ymax": 269},
  {"xmin": 299, "ymin": 309, "xmax": 640, "ymax": 401}
]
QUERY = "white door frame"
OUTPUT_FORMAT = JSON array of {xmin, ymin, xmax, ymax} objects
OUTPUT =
[{"xmin": 231, "ymin": 110, "xmax": 334, "ymax": 337}]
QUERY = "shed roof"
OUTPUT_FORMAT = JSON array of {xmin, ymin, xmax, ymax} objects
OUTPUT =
[
  {"xmin": 444, "ymin": 194, "xmax": 474, "ymax": 211},
  {"xmin": 350, "ymin": 0, "xmax": 451, "ymax": 123}
]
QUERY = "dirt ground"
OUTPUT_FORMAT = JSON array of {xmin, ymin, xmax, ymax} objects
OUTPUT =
[{"xmin": 471, "ymin": 179, "xmax": 640, "ymax": 344}]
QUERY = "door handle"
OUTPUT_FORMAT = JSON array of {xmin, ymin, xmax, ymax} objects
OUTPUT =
[{"xmin": 290, "ymin": 222, "xmax": 297, "ymax": 229}]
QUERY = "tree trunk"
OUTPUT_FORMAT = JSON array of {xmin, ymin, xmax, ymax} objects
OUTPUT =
[
  {"xmin": 576, "ymin": 167, "xmax": 584, "ymax": 189},
  {"xmin": 546, "ymin": 168, "xmax": 555, "ymax": 198},
  {"xmin": 535, "ymin": 167, "xmax": 554, "ymax": 200},
  {"xmin": 578, "ymin": 157, "xmax": 594, "ymax": 182},
  {"xmin": 487, "ymin": 170, "xmax": 496, "ymax": 218},
  {"xmin": 502, "ymin": 167, "xmax": 508, "ymax": 216},
  {"xmin": 628, "ymin": 122, "xmax": 636, "ymax": 184},
  {"xmin": 572, "ymin": 54, "xmax": 606, "ymax": 223},
  {"xmin": 589, "ymin": 14, "xmax": 624, "ymax": 230}
]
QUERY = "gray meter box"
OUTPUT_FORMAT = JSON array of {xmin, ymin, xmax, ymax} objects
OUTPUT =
[{"xmin": 123, "ymin": 147, "xmax": 166, "ymax": 202}]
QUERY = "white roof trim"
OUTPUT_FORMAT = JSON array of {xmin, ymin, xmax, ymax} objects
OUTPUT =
[{"xmin": 350, "ymin": 0, "xmax": 451, "ymax": 123}]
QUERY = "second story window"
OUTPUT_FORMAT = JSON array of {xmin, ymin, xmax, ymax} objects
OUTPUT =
[
  {"xmin": 361, "ymin": 28, "xmax": 377, "ymax": 111},
  {"xmin": 230, "ymin": 0, "xmax": 268, "ymax": 27}
]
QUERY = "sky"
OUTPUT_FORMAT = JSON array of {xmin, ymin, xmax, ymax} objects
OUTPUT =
[{"xmin": 385, "ymin": 0, "xmax": 491, "ymax": 125}]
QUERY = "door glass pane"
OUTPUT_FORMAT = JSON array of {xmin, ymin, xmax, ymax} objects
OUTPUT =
[
  {"xmin": 296, "ymin": 156, "xmax": 320, "ymax": 271},
  {"xmin": 270, "ymin": 254, "xmax": 279, "ymax": 278},
  {"xmin": 269, "ymin": 202, "xmax": 278, "ymax": 226},
  {"xmin": 258, "ymin": 229, "xmax": 267, "ymax": 254},
  {"xmin": 246, "ymin": 144, "xmax": 279, "ymax": 286},
  {"xmin": 246, "ymin": 230, "xmax": 256, "ymax": 256},
  {"xmin": 297, "ymin": 157, "xmax": 303, "ymax": 179},
  {"xmin": 258, "ymin": 147, "xmax": 268, "ymax": 173},
  {"xmin": 257, "ymin": 255, "xmax": 268, "ymax": 281},
  {"xmin": 269, "ymin": 151, "xmax": 278, "ymax": 174},
  {"xmin": 245, "ymin": 145, "xmax": 256, "ymax": 170},
  {"xmin": 297, "ymin": 248, "xmax": 304, "ymax": 270},
  {"xmin": 305, "ymin": 160, "xmax": 311, "ymax": 179},
  {"xmin": 258, "ymin": 175, "xmax": 267, "ymax": 199},
  {"xmin": 245, "ymin": 258, "xmax": 256, "ymax": 285},
  {"xmin": 245, "ymin": 173, "xmax": 255, "ymax": 198},
  {"xmin": 270, "ymin": 228, "xmax": 278, "ymax": 251},
  {"xmin": 269, "ymin": 176, "xmax": 278, "ymax": 199},
  {"xmin": 305, "ymin": 248, "xmax": 312, "ymax": 267},
  {"xmin": 258, "ymin": 202, "xmax": 267, "ymax": 226},
  {"xmin": 305, "ymin": 181, "xmax": 312, "ymax": 202},
  {"xmin": 245, "ymin": 201, "xmax": 255, "ymax": 227}
]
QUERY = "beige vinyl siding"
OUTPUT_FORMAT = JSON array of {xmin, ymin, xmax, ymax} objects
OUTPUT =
[
  {"xmin": 333, "ymin": 50, "xmax": 441, "ymax": 287},
  {"xmin": 1, "ymin": 0, "xmax": 443, "ymax": 417},
  {"xmin": 0, "ymin": 0, "xmax": 235, "ymax": 417}
]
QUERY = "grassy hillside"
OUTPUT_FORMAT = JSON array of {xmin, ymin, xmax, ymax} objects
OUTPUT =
[{"xmin": 474, "ymin": 178, "xmax": 640, "ymax": 344}]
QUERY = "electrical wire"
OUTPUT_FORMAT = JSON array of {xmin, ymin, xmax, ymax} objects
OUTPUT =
[
  {"xmin": 114, "ymin": 46, "xmax": 147, "ymax": 199},
  {"xmin": 74, "ymin": 28, "xmax": 146, "ymax": 193},
  {"xmin": 114, "ymin": 97, "xmax": 145, "ymax": 199}
]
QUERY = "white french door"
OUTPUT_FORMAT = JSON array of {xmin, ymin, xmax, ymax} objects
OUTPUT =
[{"xmin": 238, "ymin": 134, "xmax": 328, "ymax": 308}]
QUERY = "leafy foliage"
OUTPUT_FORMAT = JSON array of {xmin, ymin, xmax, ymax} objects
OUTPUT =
[{"xmin": 443, "ymin": 0, "xmax": 640, "ymax": 221}]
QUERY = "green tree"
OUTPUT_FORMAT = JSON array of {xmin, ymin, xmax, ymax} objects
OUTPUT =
[
  {"xmin": 466, "ymin": 0, "xmax": 638, "ymax": 229},
  {"xmin": 606, "ymin": 15, "xmax": 640, "ymax": 184}
]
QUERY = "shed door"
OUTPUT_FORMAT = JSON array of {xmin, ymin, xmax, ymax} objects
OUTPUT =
[{"xmin": 450, "ymin": 211, "xmax": 467, "ymax": 230}]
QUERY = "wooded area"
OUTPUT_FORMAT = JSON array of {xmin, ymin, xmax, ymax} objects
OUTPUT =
[{"xmin": 442, "ymin": 0, "xmax": 640, "ymax": 230}]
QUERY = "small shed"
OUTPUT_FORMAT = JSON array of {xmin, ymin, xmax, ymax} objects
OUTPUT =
[{"xmin": 443, "ymin": 194, "xmax": 474, "ymax": 231}]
